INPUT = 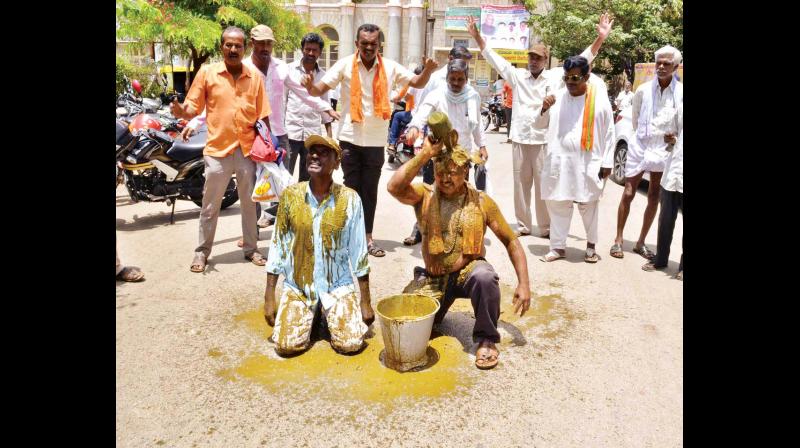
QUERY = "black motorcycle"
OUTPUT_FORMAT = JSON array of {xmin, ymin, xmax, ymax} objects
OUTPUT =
[
  {"xmin": 116, "ymin": 119, "xmax": 238, "ymax": 223},
  {"xmin": 484, "ymin": 95, "xmax": 506, "ymax": 131}
]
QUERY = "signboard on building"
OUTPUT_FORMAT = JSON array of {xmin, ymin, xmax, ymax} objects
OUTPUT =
[
  {"xmin": 474, "ymin": 59, "xmax": 491, "ymax": 87},
  {"xmin": 493, "ymin": 48, "xmax": 528, "ymax": 64},
  {"xmin": 480, "ymin": 4, "xmax": 531, "ymax": 51},
  {"xmin": 445, "ymin": 6, "xmax": 481, "ymax": 31}
]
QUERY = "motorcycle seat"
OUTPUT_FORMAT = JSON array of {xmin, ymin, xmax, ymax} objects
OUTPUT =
[{"xmin": 166, "ymin": 126, "xmax": 207, "ymax": 162}]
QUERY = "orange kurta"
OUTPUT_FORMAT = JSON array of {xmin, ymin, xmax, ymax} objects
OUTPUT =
[{"xmin": 184, "ymin": 62, "xmax": 271, "ymax": 158}]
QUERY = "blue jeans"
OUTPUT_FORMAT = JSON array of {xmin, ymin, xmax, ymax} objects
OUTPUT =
[{"xmin": 388, "ymin": 111, "xmax": 412, "ymax": 145}]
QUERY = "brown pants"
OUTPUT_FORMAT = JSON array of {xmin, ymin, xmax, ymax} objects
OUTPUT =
[
  {"xmin": 195, "ymin": 147, "xmax": 258, "ymax": 258},
  {"xmin": 404, "ymin": 259, "xmax": 501, "ymax": 343}
]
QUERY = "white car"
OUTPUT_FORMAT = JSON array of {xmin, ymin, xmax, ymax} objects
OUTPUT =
[{"xmin": 610, "ymin": 105, "xmax": 649, "ymax": 186}]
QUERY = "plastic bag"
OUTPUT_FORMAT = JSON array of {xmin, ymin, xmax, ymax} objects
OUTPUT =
[{"xmin": 252, "ymin": 161, "xmax": 294, "ymax": 203}]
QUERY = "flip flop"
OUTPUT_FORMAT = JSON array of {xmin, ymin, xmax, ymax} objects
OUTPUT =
[
  {"xmin": 403, "ymin": 231, "xmax": 421, "ymax": 246},
  {"xmin": 246, "ymin": 252, "xmax": 266, "ymax": 266},
  {"xmin": 674, "ymin": 271, "xmax": 683, "ymax": 281},
  {"xmin": 633, "ymin": 245, "xmax": 656, "ymax": 260},
  {"xmin": 584, "ymin": 248, "xmax": 599, "ymax": 263},
  {"xmin": 475, "ymin": 342, "xmax": 499, "ymax": 370},
  {"xmin": 190, "ymin": 254, "xmax": 207, "ymax": 273},
  {"xmin": 642, "ymin": 262, "xmax": 667, "ymax": 272},
  {"xmin": 610, "ymin": 243, "xmax": 624, "ymax": 258},
  {"xmin": 368, "ymin": 242, "xmax": 386, "ymax": 257},
  {"xmin": 116, "ymin": 266, "xmax": 145, "ymax": 282},
  {"xmin": 540, "ymin": 250, "xmax": 565, "ymax": 262}
]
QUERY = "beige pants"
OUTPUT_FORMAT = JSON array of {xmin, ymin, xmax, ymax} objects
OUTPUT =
[
  {"xmin": 273, "ymin": 286, "xmax": 368, "ymax": 355},
  {"xmin": 546, "ymin": 200, "xmax": 599, "ymax": 251},
  {"xmin": 512, "ymin": 143, "xmax": 549, "ymax": 234},
  {"xmin": 195, "ymin": 147, "xmax": 258, "ymax": 258}
]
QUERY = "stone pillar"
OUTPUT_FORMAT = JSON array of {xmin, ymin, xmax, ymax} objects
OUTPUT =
[
  {"xmin": 340, "ymin": 1, "xmax": 356, "ymax": 58},
  {"xmin": 406, "ymin": 0, "xmax": 424, "ymax": 66},
  {"xmin": 385, "ymin": 0, "xmax": 402, "ymax": 62}
]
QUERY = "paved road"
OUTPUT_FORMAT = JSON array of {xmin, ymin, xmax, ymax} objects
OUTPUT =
[{"xmin": 116, "ymin": 129, "xmax": 682, "ymax": 447}]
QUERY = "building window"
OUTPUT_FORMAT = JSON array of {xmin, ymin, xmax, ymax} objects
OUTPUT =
[
  {"xmin": 319, "ymin": 26, "xmax": 339, "ymax": 70},
  {"xmin": 453, "ymin": 38, "xmax": 469, "ymax": 48},
  {"xmin": 281, "ymin": 50, "xmax": 295, "ymax": 64}
]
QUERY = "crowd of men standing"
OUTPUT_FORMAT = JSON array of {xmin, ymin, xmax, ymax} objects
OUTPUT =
[{"xmin": 117, "ymin": 17, "xmax": 683, "ymax": 368}]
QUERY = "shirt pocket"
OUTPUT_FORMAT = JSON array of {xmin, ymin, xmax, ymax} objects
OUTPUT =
[{"xmin": 546, "ymin": 154, "xmax": 561, "ymax": 178}]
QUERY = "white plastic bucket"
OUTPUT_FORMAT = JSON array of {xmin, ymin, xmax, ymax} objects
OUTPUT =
[{"xmin": 376, "ymin": 294, "xmax": 440, "ymax": 372}]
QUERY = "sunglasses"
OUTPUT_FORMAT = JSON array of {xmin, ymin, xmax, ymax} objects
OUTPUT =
[{"xmin": 562, "ymin": 74, "xmax": 586, "ymax": 82}]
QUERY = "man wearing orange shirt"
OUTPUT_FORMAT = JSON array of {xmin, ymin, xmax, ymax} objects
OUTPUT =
[
  {"xmin": 171, "ymin": 26, "xmax": 272, "ymax": 273},
  {"xmin": 502, "ymin": 80, "xmax": 513, "ymax": 143}
]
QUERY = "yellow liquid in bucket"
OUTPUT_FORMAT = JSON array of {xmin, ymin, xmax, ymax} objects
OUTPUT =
[
  {"xmin": 376, "ymin": 295, "xmax": 440, "ymax": 372},
  {"xmin": 376, "ymin": 294, "xmax": 439, "ymax": 321}
]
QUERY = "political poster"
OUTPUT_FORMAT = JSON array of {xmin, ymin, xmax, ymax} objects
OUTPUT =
[{"xmin": 480, "ymin": 4, "xmax": 531, "ymax": 51}]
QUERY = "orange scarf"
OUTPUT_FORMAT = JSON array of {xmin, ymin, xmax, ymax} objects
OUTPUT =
[
  {"xmin": 580, "ymin": 84, "xmax": 597, "ymax": 151},
  {"xmin": 405, "ymin": 88, "xmax": 415, "ymax": 112},
  {"xmin": 350, "ymin": 51, "xmax": 391, "ymax": 123},
  {"xmin": 394, "ymin": 85, "xmax": 415, "ymax": 112}
]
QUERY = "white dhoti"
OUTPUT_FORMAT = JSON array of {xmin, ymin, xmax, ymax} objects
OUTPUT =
[
  {"xmin": 624, "ymin": 135, "xmax": 670, "ymax": 178},
  {"xmin": 273, "ymin": 285, "xmax": 368, "ymax": 355},
  {"xmin": 545, "ymin": 200, "xmax": 599, "ymax": 251}
]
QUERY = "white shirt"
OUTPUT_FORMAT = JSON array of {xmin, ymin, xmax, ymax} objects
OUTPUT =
[
  {"xmin": 245, "ymin": 56, "xmax": 332, "ymax": 138},
  {"xmin": 329, "ymin": 84, "xmax": 340, "ymax": 101},
  {"xmin": 481, "ymin": 46, "xmax": 598, "ymax": 145},
  {"xmin": 493, "ymin": 79, "xmax": 505, "ymax": 95},
  {"xmin": 661, "ymin": 105, "xmax": 683, "ymax": 193},
  {"xmin": 284, "ymin": 61, "xmax": 333, "ymax": 141},
  {"xmin": 615, "ymin": 90, "xmax": 633, "ymax": 110},
  {"xmin": 321, "ymin": 54, "xmax": 415, "ymax": 147},
  {"xmin": 412, "ymin": 65, "xmax": 471, "ymax": 116},
  {"xmin": 632, "ymin": 79, "xmax": 681, "ymax": 152},
  {"xmin": 408, "ymin": 88, "xmax": 486, "ymax": 151},
  {"xmin": 538, "ymin": 87, "xmax": 615, "ymax": 203}
]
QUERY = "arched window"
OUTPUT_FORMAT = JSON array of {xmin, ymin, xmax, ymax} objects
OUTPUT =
[{"xmin": 319, "ymin": 25, "xmax": 339, "ymax": 70}]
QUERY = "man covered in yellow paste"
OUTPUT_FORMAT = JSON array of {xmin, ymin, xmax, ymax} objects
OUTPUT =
[
  {"xmin": 387, "ymin": 113, "xmax": 532, "ymax": 370},
  {"xmin": 263, "ymin": 135, "xmax": 373, "ymax": 356}
]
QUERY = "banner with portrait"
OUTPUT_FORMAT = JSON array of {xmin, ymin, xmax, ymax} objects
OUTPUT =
[{"xmin": 480, "ymin": 4, "xmax": 531, "ymax": 51}]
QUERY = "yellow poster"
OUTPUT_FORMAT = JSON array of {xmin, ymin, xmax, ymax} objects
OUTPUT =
[
  {"xmin": 493, "ymin": 49, "xmax": 528, "ymax": 64},
  {"xmin": 475, "ymin": 60, "xmax": 491, "ymax": 87}
]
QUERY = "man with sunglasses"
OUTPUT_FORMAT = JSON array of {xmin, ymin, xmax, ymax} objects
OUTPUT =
[
  {"xmin": 466, "ymin": 14, "xmax": 613, "ymax": 240},
  {"xmin": 535, "ymin": 56, "xmax": 615, "ymax": 263}
]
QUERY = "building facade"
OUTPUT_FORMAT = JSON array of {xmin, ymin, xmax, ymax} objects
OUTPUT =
[{"xmin": 291, "ymin": 0, "xmax": 540, "ymax": 97}]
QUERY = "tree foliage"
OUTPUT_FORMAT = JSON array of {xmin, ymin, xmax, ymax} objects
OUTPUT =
[
  {"xmin": 524, "ymin": 0, "xmax": 682, "ymax": 84},
  {"xmin": 117, "ymin": 0, "xmax": 311, "ymax": 84}
]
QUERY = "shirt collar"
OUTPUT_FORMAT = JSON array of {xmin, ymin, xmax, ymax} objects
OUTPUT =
[
  {"xmin": 304, "ymin": 182, "xmax": 335, "ymax": 208},
  {"xmin": 216, "ymin": 61, "xmax": 253, "ymax": 78},
  {"xmin": 292, "ymin": 60, "xmax": 321, "ymax": 73}
]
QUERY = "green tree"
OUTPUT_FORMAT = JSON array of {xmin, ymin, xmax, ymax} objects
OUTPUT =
[
  {"xmin": 117, "ymin": 0, "xmax": 311, "ymax": 88},
  {"xmin": 524, "ymin": 0, "xmax": 682, "ymax": 84}
]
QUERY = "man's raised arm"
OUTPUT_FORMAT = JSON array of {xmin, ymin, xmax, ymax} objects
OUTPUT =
[{"xmin": 387, "ymin": 136, "xmax": 443, "ymax": 205}]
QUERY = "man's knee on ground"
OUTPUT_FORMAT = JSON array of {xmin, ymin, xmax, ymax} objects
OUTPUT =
[
  {"xmin": 330, "ymin": 337, "xmax": 364, "ymax": 354},
  {"xmin": 274, "ymin": 338, "xmax": 309, "ymax": 356}
]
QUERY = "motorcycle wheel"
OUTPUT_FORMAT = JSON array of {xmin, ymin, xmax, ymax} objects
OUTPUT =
[
  {"xmin": 482, "ymin": 113, "xmax": 490, "ymax": 131},
  {"xmin": 191, "ymin": 176, "xmax": 239, "ymax": 209}
]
